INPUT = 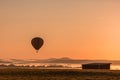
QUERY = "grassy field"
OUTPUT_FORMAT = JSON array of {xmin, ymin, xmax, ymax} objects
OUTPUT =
[{"xmin": 0, "ymin": 68, "xmax": 120, "ymax": 80}]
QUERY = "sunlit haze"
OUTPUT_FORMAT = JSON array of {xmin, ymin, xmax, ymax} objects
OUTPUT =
[{"xmin": 1, "ymin": 0, "xmax": 120, "ymax": 60}]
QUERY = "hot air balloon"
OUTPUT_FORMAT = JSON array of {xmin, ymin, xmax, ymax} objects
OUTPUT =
[{"xmin": 31, "ymin": 37, "xmax": 44, "ymax": 53}]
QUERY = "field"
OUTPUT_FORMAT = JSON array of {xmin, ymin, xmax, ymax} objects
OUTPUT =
[{"xmin": 0, "ymin": 68, "xmax": 120, "ymax": 80}]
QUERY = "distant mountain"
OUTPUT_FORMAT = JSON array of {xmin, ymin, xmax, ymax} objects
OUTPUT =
[
  {"xmin": 59, "ymin": 57, "xmax": 72, "ymax": 60},
  {"xmin": 0, "ymin": 59, "xmax": 11, "ymax": 63},
  {"xmin": 0, "ymin": 58, "xmax": 120, "ymax": 65},
  {"xmin": 43, "ymin": 57, "xmax": 73, "ymax": 63},
  {"xmin": 10, "ymin": 59, "xmax": 36, "ymax": 64},
  {"xmin": 9, "ymin": 57, "xmax": 111, "ymax": 64}
]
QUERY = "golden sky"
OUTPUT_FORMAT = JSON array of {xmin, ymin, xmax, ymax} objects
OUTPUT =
[{"xmin": 1, "ymin": 0, "xmax": 120, "ymax": 60}]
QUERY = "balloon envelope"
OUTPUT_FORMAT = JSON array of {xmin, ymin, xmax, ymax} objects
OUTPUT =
[{"xmin": 31, "ymin": 37, "xmax": 44, "ymax": 52}]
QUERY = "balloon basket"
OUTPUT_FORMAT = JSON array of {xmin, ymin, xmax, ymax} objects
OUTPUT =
[{"xmin": 36, "ymin": 50, "xmax": 38, "ymax": 53}]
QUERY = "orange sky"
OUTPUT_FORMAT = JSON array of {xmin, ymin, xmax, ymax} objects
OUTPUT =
[{"xmin": 1, "ymin": 0, "xmax": 120, "ymax": 60}]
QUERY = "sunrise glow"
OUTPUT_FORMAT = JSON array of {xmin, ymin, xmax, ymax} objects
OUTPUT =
[{"xmin": 1, "ymin": 0, "xmax": 120, "ymax": 60}]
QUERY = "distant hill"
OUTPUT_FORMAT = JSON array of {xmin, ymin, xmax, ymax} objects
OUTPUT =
[{"xmin": 0, "ymin": 57, "xmax": 120, "ymax": 65}]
